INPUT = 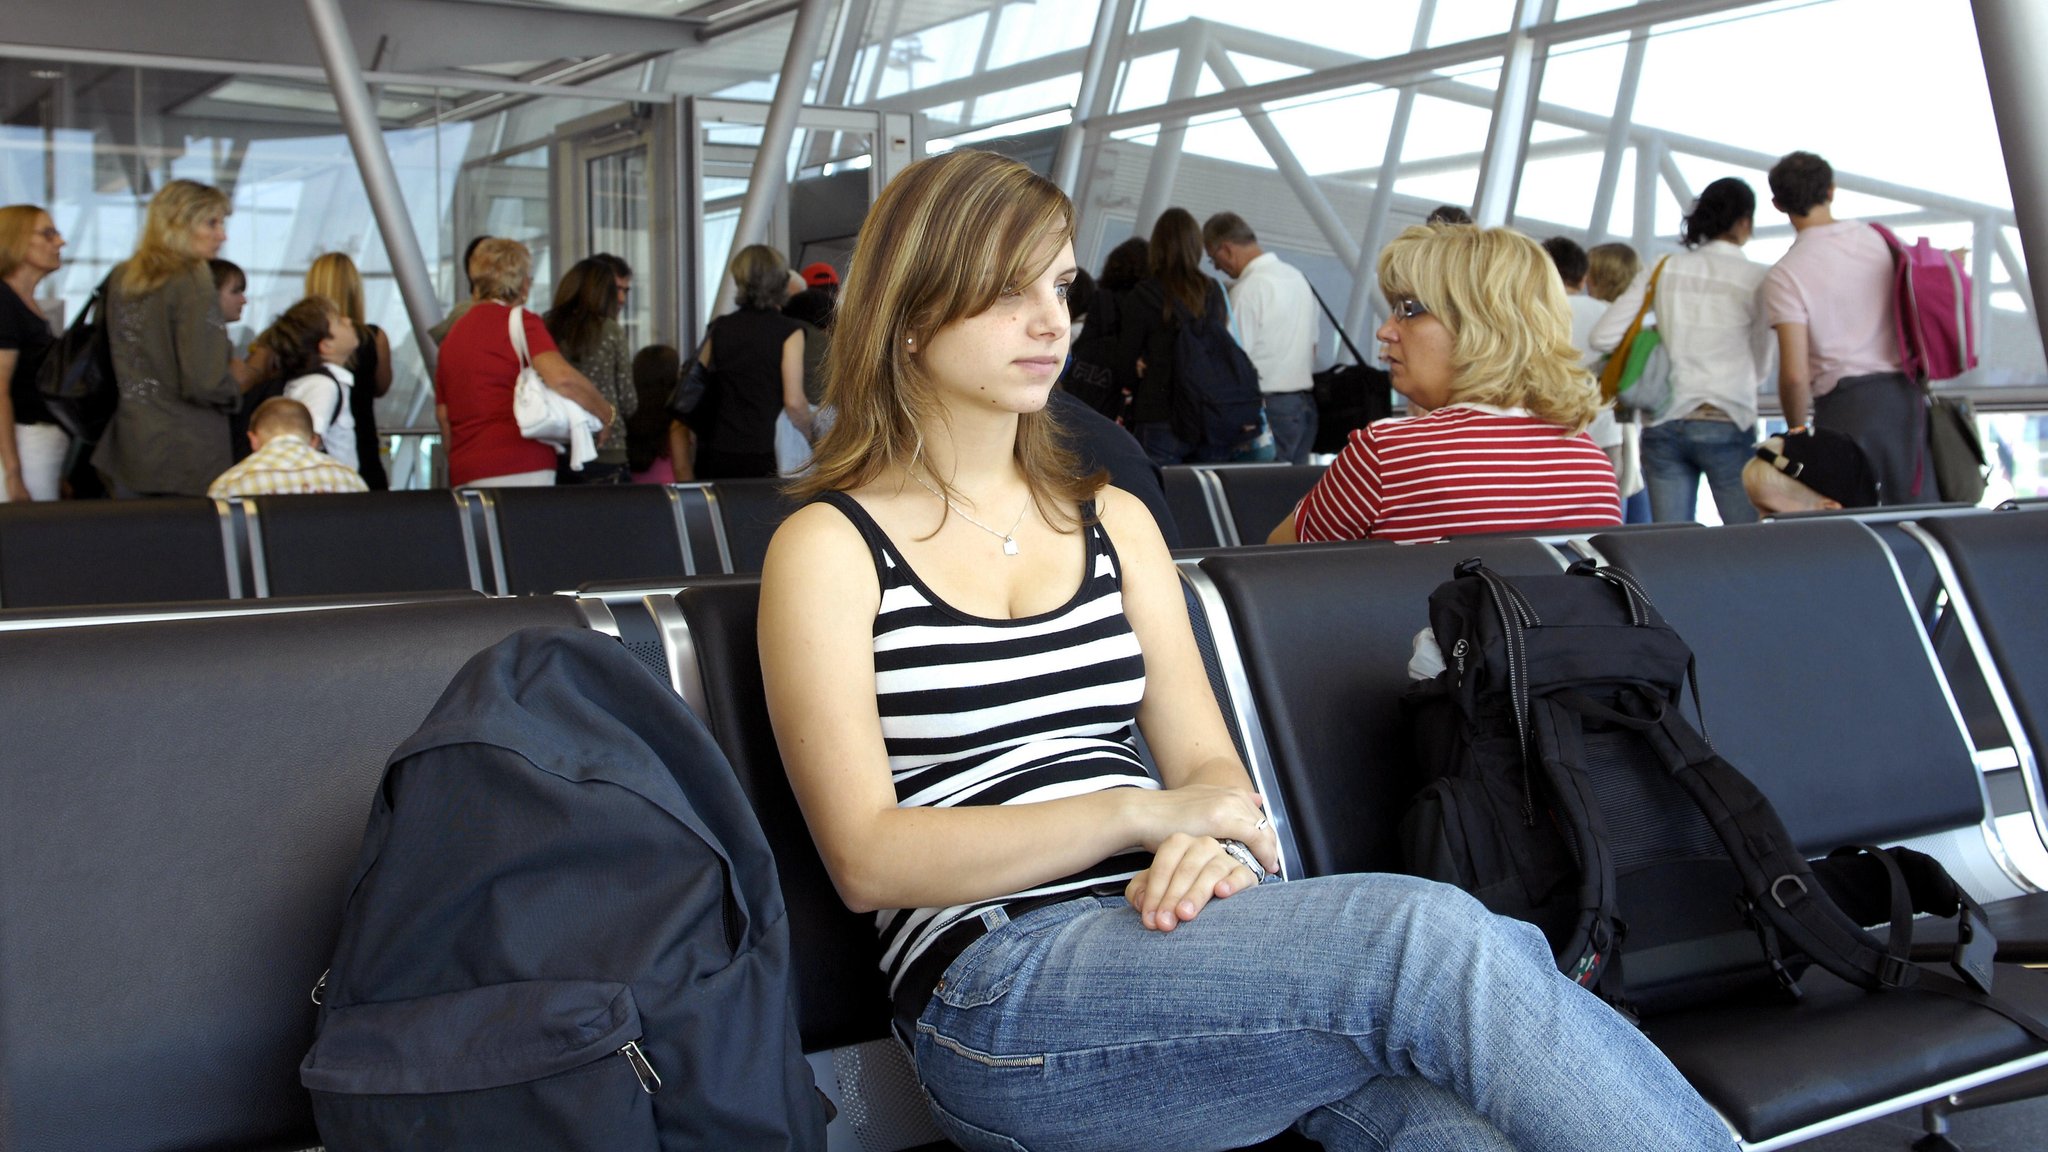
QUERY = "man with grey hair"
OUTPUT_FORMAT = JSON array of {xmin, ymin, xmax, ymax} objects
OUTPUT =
[{"xmin": 1203, "ymin": 212, "xmax": 1319, "ymax": 463}]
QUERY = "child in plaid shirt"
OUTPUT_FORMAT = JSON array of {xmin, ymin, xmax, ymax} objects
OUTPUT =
[{"xmin": 207, "ymin": 396, "xmax": 366, "ymax": 498}]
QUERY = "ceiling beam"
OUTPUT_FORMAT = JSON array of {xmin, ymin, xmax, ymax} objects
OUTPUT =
[{"xmin": 1, "ymin": 0, "xmax": 707, "ymax": 74}]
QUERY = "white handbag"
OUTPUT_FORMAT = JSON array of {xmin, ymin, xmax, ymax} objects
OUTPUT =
[{"xmin": 508, "ymin": 306, "xmax": 601, "ymax": 469}]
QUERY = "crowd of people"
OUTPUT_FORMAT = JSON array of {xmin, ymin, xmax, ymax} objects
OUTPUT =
[
  {"xmin": 0, "ymin": 148, "xmax": 1944, "ymax": 532},
  {"xmin": 0, "ymin": 175, "xmax": 864, "ymax": 502},
  {"xmin": 1063, "ymin": 151, "xmax": 1939, "ymax": 543}
]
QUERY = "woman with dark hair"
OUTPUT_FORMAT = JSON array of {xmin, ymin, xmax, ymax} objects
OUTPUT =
[
  {"xmin": 1590, "ymin": 177, "xmax": 1773, "ymax": 524},
  {"xmin": 1097, "ymin": 236, "xmax": 1149, "ymax": 293},
  {"xmin": 692, "ymin": 244, "xmax": 807, "ymax": 479},
  {"xmin": 95, "ymin": 179, "xmax": 246, "ymax": 497},
  {"xmin": 758, "ymin": 149, "xmax": 1732, "ymax": 1152},
  {"xmin": 626, "ymin": 344, "xmax": 690, "ymax": 484},
  {"xmin": 544, "ymin": 258, "xmax": 636, "ymax": 484},
  {"xmin": 1123, "ymin": 208, "xmax": 1237, "ymax": 466}
]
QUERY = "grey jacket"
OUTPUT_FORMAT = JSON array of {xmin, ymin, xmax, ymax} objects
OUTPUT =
[{"xmin": 93, "ymin": 261, "xmax": 240, "ymax": 496}]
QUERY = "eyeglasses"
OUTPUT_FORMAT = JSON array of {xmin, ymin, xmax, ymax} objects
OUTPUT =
[
  {"xmin": 34, "ymin": 227, "xmax": 61, "ymax": 241},
  {"xmin": 1389, "ymin": 296, "xmax": 1429, "ymax": 321}
]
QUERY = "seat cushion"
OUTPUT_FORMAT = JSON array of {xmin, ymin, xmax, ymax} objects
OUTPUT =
[{"xmin": 1644, "ymin": 962, "xmax": 2048, "ymax": 1143}]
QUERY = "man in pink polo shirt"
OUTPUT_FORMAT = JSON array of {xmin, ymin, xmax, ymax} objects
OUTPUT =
[{"xmin": 1759, "ymin": 151, "xmax": 1924, "ymax": 503}]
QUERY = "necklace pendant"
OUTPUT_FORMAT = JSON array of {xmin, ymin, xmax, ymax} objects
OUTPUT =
[{"xmin": 1002, "ymin": 536, "xmax": 1020, "ymax": 556}]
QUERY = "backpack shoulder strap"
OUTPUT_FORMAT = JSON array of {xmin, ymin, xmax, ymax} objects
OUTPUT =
[
  {"xmin": 1530, "ymin": 695, "xmax": 1625, "ymax": 995},
  {"xmin": 321, "ymin": 366, "xmax": 346, "ymax": 425},
  {"xmin": 1642, "ymin": 708, "xmax": 1909, "ymax": 988}
]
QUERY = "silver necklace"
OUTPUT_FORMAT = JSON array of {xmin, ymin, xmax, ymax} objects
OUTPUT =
[{"xmin": 908, "ymin": 469, "xmax": 1029, "ymax": 556}]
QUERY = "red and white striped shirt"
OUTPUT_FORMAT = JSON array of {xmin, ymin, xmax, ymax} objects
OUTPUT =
[{"xmin": 1293, "ymin": 404, "xmax": 1621, "ymax": 543}]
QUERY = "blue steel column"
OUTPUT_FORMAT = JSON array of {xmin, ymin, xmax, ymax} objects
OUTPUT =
[
  {"xmin": 303, "ymin": 0, "xmax": 444, "ymax": 369},
  {"xmin": 1971, "ymin": 0, "xmax": 2048, "ymax": 348}
]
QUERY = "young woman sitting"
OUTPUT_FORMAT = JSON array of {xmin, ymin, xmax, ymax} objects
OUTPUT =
[{"xmin": 758, "ymin": 150, "xmax": 1730, "ymax": 1152}]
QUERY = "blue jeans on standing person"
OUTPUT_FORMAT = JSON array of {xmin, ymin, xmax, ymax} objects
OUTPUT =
[
  {"xmin": 1263, "ymin": 390, "xmax": 1319, "ymax": 465},
  {"xmin": 1642, "ymin": 417, "xmax": 1760, "ymax": 525},
  {"xmin": 1133, "ymin": 421, "xmax": 1233, "ymax": 469},
  {"xmin": 911, "ymin": 876, "xmax": 1735, "ymax": 1152}
]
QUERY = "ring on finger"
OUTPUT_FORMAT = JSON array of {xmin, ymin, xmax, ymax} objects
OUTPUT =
[{"xmin": 1253, "ymin": 815, "xmax": 1270, "ymax": 832}]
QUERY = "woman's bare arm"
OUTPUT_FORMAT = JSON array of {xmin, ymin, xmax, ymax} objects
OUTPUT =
[
  {"xmin": 371, "ymin": 326, "xmax": 393, "ymax": 398},
  {"xmin": 0, "ymin": 350, "xmax": 27, "ymax": 502},
  {"xmin": 779, "ymin": 330, "xmax": 811, "ymax": 439}
]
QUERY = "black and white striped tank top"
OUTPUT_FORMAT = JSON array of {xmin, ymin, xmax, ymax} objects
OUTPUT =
[{"xmin": 813, "ymin": 492, "xmax": 1156, "ymax": 999}]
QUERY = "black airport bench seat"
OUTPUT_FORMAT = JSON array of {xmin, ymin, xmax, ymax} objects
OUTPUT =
[{"xmin": 7, "ymin": 511, "xmax": 2048, "ymax": 1150}]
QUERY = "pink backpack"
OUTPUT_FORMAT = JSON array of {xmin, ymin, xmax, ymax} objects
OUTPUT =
[{"xmin": 1870, "ymin": 222, "xmax": 1978, "ymax": 382}]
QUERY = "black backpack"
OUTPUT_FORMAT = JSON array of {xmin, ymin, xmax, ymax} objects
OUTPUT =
[
  {"xmin": 301, "ymin": 627, "xmax": 827, "ymax": 1151},
  {"xmin": 1136, "ymin": 282, "xmax": 1263, "ymax": 453},
  {"xmin": 1400, "ymin": 559, "xmax": 2045, "ymax": 1035},
  {"xmin": 35, "ymin": 274, "xmax": 118, "ymax": 450}
]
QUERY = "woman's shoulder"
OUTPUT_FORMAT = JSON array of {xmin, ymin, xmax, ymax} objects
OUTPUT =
[
  {"xmin": 763, "ymin": 494, "xmax": 881, "ymax": 593},
  {"xmin": 1090, "ymin": 482, "xmax": 1170, "ymax": 558}
]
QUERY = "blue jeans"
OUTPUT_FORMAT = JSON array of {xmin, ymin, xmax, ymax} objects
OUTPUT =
[
  {"xmin": 1263, "ymin": 391, "xmax": 1318, "ymax": 465},
  {"xmin": 1133, "ymin": 422, "xmax": 1233, "ymax": 468},
  {"xmin": 1641, "ymin": 419, "xmax": 1759, "ymax": 525},
  {"xmin": 912, "ymin": 877, "xmax": 1732, "ymax": 1152}
]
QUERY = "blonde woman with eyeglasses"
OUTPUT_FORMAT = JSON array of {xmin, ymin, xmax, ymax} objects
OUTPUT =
[
  {"xmin": 1269, "ymin": 224, "xmax": 1623, "ymax": 543},
  {"xmin": 758, "ymin": 151, "xmax": 1730, "ymax": 1152}
]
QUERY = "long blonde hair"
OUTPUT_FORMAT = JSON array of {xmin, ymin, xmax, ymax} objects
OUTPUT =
[
  {"xmin": 790, "ymin": 150, "xmax": 1098, "ymax": 526},
  {"xmin": 305, "ymin": 252, "xmax": 366, "ymax": 328},
  {"xmin": 1379, "ymin": 223, "xmax": 1598, "ymax": 434},
  {"xmin": 120, "ymin": 179, "xmax": 230, "ymax": 296}
]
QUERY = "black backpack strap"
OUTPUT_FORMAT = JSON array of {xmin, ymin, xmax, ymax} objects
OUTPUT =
[
  {"xmin": 1646, "ymin": 711, "xmax": 2044, "ymax": 1049},
  {"xmin": 1642, "ymin": 708, "xmax": 1916, "ymax": 993},
  {"xmin": 1530, "ymin": 695, "xmax": 1623, "ymax": 994},
  {"xmin": 1305, "ymin": 283, "xmax": 1369, "ymax": 367}
]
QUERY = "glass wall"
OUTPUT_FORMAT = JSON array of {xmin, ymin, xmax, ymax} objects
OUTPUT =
[{"xmin": 7, "ymin": 0, "xmax": 2044, "ymax": 496}]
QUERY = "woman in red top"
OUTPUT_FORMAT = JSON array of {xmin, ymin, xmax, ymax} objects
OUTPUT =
[
  {"xmin": 1270, "ymin": 224, "xmax": 1620, "ymax": 543},
  {"xmin": 434, "ymin": 238, "xmax": 613, "ymax": 487}
]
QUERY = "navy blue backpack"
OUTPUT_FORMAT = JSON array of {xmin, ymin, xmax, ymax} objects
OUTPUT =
[
  {"xmin": 1136, "ymin": 281, "xmax": 1264, "ymax": 454},
  {"xmin": 301, "ymin": 627, "xmax": 826, "ymax": 1151}
]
